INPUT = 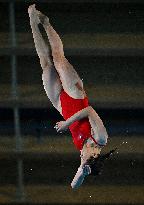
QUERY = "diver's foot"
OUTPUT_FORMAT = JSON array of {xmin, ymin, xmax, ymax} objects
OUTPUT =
[
  {"xmin": 37, "ymin": 10, "xmax": 49, "ymax": 27},
  {"xmin": 28, "ymin": 4, "xmax": 40, "ymax": 24}
]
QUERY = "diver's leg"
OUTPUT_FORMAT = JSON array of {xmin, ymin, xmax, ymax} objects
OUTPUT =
[
  {"xmin": 28, "ymin": 5, "xmax": 62, "ymax": 112},
  {"xmin": 39, "ymin": 11, "xmax": 86, "ymax": 99}
]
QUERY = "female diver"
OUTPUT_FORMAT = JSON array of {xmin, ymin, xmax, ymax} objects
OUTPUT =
[{"xmin": 28, "ymin": 4, "xmax": 116, "ymax": 189}]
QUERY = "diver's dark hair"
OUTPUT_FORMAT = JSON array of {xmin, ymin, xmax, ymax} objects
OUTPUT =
[{"xmin": 86, "ymin": 148, "xmax": 117, "ymax": 176}]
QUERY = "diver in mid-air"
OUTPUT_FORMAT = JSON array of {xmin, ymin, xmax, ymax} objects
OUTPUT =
[{"xmin": 28, "ymin": 4, "xmax": 116, "ymax": 189}]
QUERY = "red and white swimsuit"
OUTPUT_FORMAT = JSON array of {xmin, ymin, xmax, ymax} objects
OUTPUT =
[{"xmin": 60, "ymin": 90, "xmax": 106, "ymax": 150}]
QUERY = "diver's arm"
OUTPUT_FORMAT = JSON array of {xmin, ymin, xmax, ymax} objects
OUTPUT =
[
  {"xmin": 55, "ymin": 106, "xmax": 105, "ymax": 135},
  {"xmin": 55, "ymin": 106, "xmax": 91, "ymax": 132}
]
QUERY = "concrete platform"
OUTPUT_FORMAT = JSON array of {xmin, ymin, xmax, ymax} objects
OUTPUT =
[
  {"xmin": 1, "ymin": 33, "xmax": 144, "ymax": 56},
  {"xmin": 0, "ymin": 84, "xmax": 144, "ymax": 108}
]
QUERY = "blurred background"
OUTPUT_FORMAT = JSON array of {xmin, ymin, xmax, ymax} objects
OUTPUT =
[{"xmin": 0, "ymin": 0, "xmax": 144, "ymax": 204}]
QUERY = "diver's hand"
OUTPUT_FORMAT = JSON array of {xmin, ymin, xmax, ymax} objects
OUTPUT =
[{"xmin": 54, "ymin": 121, "xmax": 68, "ymax": 133}]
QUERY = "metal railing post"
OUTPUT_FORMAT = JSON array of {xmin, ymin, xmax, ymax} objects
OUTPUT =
[{"xmin": 9, "ymin": 1, "xmax": 25, "ymax": 202}]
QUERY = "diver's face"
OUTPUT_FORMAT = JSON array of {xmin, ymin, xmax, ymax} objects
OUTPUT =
[
  {"xmin": 85, "ymin": 142, "xmax": 102, "ymax": 158},
  {"xmin": 81, "ymin": 140, "xmax": 102, "ymax": 165}
]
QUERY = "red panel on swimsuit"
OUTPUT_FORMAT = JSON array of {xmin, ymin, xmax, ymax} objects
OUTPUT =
[{"xmin": 60, "ymin": 90, "xmax": 92, "ymax": 150}]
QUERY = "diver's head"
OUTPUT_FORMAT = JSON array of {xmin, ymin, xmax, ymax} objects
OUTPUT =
[{"xmin": 80, "ymin": 141, "xmax": 102, "ymax": 165}]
